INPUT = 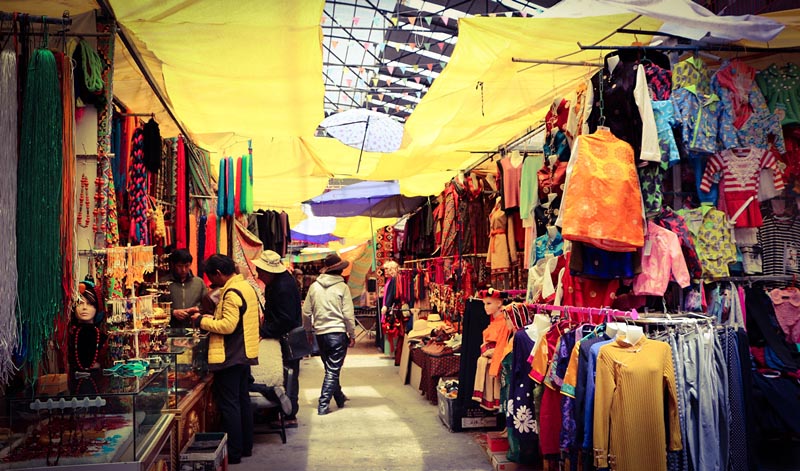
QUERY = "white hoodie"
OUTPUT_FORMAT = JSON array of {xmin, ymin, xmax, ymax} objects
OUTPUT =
[{"xmin": 302, "ymin": 274, "xmax": 356, "ymax": 338}]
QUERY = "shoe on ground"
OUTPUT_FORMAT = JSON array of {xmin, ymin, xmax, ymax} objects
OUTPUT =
[
  {"xmin": 334, "ymin": 393, "xmax": 349, "ymax": 408},
  {"xmin": 269, "ymin": 418, "xmax": 298, "ymax": 429},
  {"xmin": 274, "ymin": 386, "xmax": 292, "ymax": 416},
  {"xmin": 229, "ymin": 457, "xmax": 242, "ymax": 465},
  {"xmin": 318, "ymin": 405, "xmax": 330, "ymax": 415}
]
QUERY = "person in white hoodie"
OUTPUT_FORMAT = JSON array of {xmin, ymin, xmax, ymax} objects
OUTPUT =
[{"xmin": 302, "ymin": 254, "xmax": 356, "ymax": 415}]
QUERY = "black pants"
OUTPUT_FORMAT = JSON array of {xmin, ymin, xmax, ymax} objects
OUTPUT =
[
  {"xmin": 213, "ymin": 364, "xmax": 253, "ymax": 461},
  {"xmin": 283, "ymin": 357, "xmax": 300, "ymax": 419},
  {"xmin": 316, "ymin": 332, "xmax": 348, "ymax": 408}
]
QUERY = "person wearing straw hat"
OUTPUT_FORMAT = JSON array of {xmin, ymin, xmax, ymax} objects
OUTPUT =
[
  {"xmin": 302, "ymin": 253, "xmax": 356, "ymax": 415},
  {"xmin": 252, "ymin": 250, "xmax": 303, "ymax": 426}
]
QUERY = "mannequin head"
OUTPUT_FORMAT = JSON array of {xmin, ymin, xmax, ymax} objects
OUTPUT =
[
  {"xmin": 477, "ymin": 288, "xmax": 507, "ymax": 318},
  {"xmin": 383, "ymin": 260, "xmax": 399, "ymax": 278},
  {"xmin": 74, "ymin": 281, "xmax": 102, "ymax": 325}
]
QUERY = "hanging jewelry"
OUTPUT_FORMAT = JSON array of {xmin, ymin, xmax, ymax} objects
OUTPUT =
[{"xmin": 77, "ymin": 174, "xmax": 90, "ymax": 228}]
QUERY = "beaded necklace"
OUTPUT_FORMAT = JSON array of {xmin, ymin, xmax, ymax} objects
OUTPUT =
[
  {"xmin": 74, "ymin": 326, "xmax": 100, "ymax": 370},
  {"xmin": 77, "ymin": 174, "xmax": 90, "ymax": 228}
]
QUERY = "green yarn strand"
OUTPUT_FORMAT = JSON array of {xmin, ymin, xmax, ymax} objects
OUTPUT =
[
  {"xmin": 80, "ymin": 40, "xmax": 104, "ymax": 93},
  {"xmin": 17, "ymin": 49, "xmax": 63, "ymax": 378}
]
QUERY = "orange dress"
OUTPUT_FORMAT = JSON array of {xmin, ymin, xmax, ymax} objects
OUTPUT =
[{"xmin": 561, "ymin": 128, "xmax": 645, "ymax": 251}]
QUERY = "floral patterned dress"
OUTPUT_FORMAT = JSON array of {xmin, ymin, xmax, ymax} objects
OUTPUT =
[{"xmin": 506, "ymin": 329, "xmax": 540, "ymax": 464}]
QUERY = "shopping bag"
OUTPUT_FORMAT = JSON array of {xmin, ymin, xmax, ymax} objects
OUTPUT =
[{"xmin": 280, "ymin": 326, "xmax": 317, "ymax": 360}]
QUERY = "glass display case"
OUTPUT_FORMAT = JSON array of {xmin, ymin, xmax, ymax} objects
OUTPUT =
[
  {"xmin": 1, "ymin": 366, "xmax": 170, "ymax": 469},
  {"xmin": 160, "ymin": 329, "xmax": 209, "ymax": 409}
]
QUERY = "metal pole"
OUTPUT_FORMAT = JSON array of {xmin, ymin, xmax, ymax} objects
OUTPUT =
[{"xmin": 356, "ymin": 116, "xmax": 370, "ymax": 174}]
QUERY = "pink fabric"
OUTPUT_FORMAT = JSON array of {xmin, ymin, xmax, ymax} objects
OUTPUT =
[
  {"xmin": 738, "ymin": 285, "xmax": 747, "ymax": 327},
  {"xmin": 715, "ymin": 60, "xmax": 755, "ymax": 129},
  {"xmin": 499, "ymin": 157, "xmax": 524, "ymax": 209},
  {"xmin": 770, "ymin": 287, "xmax": 800, "ymax": 343},
  {"xmin": 633, "ymin": 222, "xmax": 691, "ymax": 296}
]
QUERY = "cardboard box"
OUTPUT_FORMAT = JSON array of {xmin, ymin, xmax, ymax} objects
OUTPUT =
[
  {"xmin": 486, "ymin": 431, "xmax": 509, "ymax": 453},
  {"xmin": 409, "ymin": 363, "xmax": 422, "ymax": 393},
  {"xmin": 461, "ymin": 405, "xmax": 503, "ymax": 430},
  {"xmin": 180, "ymin": 432, "xmax": 227, "ymax": 471},
  {"xmin": 437, "ymin": 388, "xmax": 457, "ymax": 431},
  {"xmin": 491, "ymin": 452, "xmax": 518, "ymax": 471}
]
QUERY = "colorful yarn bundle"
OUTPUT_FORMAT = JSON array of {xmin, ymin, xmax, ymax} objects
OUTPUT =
[
  {"xmin": 127, "ymin": 128, "xmax": 149, "ymax": 244},
  {"xmin": 238, "ymin": 154, "xmax": 254, "ymax": 215},
  {"xmin": 0, "ymin": 48, "xmax": 19, "ymax": 384},
  {"xmin": 216, "ymin": 157, "xmax": 237, "ymax": 218},
  {"xmin": 175, "ymin": 136, "xmax": 187, "ymax": 248},
  {"xmin": 57, "ymin": 51, "xmax": 78, "ymax": 371},
  {"xmin": 217, "ymin": 157, "xmax": 227, "ymax": 218},
  {"xmin": 17, "ymin": 49, "xmax": 63, "ymax": 376}
]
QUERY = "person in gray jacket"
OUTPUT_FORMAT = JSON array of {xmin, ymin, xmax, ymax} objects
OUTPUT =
[{"xmin": 302, "ymin": 254, "xmax": 356, "ymax": 415}]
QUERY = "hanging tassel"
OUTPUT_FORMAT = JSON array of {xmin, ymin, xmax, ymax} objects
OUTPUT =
[
  {"xmin": 17, "ymin": 48, "xmax": 63, "ymax": 378},
  {"xmin": 175, "ymin": 135, "xmax": 187, "ymax": 248},
  {"xmin": 127, "ymin": 128, "xmax": 149, "ymax": 245},
  {"xmin": 217, "ymin": 157, "xmax": 226, "ymax": 218},
  {"xmin": 246, "ymin": 153, "xmax": 254, "ymax": 213},
  {"xmin": 0, "ymin": 48, "xmax": 19, "ymax": 385}
]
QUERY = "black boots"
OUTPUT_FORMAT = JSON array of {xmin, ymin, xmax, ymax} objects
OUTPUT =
[
  {"xmin": 317, "ymin": 405, "xmax": 330, "ymax": 415},
  {"xmin": 334, "ymin": 391, "xmax": 348, "ymax": 408}
]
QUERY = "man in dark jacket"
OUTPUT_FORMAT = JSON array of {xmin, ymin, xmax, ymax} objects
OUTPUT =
[
  {"xmin": 163, "ymin": 249, "xmax": 207, "ymax": 328},
  {"xmin": 252, "ymin": 250, "xmax": 302, "ymax": 425}
]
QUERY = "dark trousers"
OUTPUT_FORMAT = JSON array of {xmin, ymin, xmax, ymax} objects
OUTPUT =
[
  {"xmin": 316, "ymin": 332, "xmax": 348, "ymax": 408},
  {"xmin": 283, "ymin": 357, "xmax": 300, "ymax": 419},
  {"xmin": 213, "ymin": 364, "xmax": 253, "ymax": 461}
]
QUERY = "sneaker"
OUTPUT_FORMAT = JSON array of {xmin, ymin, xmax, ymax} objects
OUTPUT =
[{"xmin": 274, "ymin": 386, "xmax": 292, "ymax": 416}]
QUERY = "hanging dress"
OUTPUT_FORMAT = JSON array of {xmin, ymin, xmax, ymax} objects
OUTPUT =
[{"xmin": 487, "ymin": 202, "xmax": 517, "ymax": 273}]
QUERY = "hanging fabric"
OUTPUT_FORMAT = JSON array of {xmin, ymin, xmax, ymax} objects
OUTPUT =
[
  {"xmin": 175, "ymin": 135, "xmax": 188, "ymax": 248},
  {"xmin": 189, "ymin": 212, "xmax": 199, "ymax": 275},
  {"xmin": 17, "ymin": 48, "xmax": 63, "ymax": 377},
  {"xmin": 245, "ymin": 152, "xmax": 254, "ymax": 213},
  {"xmin": 217, "ymin": 156, "xmax": 227, "ymax": 218},
  {"xmin": 226, "ymin": 156, "xmax": 235, "ymax": 217},
  {"xmin": 0, "ymin": 48, "xmax": 19, "ymax": 384},
  {"xmin": 142, "ymin": 118, "xmax": 162, "ymax": 173},
  {"xmin": 234, "ymin": 156, "xmax": 242, "ymax": 217}
]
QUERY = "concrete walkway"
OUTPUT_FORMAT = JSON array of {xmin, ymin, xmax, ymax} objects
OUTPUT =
[{"xmin": 236, "ymin": 340, "xmax": 492, "ymax": 471}]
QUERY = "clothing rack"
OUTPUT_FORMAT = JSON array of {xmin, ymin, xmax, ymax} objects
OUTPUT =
[
  {"xmin": 512, "ymin": 57, "xmax": 602, "ymax": 67},
  {"xmin": 577, "ymin": 42, "xmax": 800, "ymax": 54},
  {"xmin": 527, "ymin": 303, "xmax": 640, "ymax": 320},
  {"xmin": 118, "ymin": 112, "xmax": 156, "ymax": 118},
  {"xmin": 463, "ymin": 123, "xmax": 547, "ymax": 174},
  {"xmin": 403, "ymin": 253, "xmax": 486, "ymax": 264},
  {"xmin": 0, "ymin": 12, "xmax": 72, "ymax": 25},
  {"xmin": 703, "ymin": 275, "xmax": 797, "ymax": 284}
]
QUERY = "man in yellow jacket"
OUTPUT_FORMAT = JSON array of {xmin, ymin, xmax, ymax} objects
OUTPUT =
[{"xmin": 191, "ymin": 254, "xmax": 259, "ymax": 464}]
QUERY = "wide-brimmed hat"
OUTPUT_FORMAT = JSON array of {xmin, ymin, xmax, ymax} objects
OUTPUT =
[
  {"xmin": 407, "ymin": 319, "xmax": 429, "ymax": 339},
  {"xmin": 320, "ymin": 253, "xmax": 349, "ymax": 273},
  {"xmin": 252, "ymin": 250, "xmax": 287, "ymax": 274},
  {"xmin": 426, "ymin": 314, "xmax": 445, "ymax": 328}
]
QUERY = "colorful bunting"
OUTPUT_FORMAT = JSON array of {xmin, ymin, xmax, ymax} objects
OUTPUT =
[
  {"xmin": 437, "ymin": 42, "xmax": 446, "ymax": 51},
  {"xmin": 363, "ymin": 42, "xmax": 371, "ymax": 51},
  {"xmin": 390, "ymin": 16, "xmax": 398, "ymax": 26},
  {"xmin": 331, "ymin": 40, "xmax": 339, "ymax": 48},
  {"xmin": 415, "ymin": 91, "xmax": 421, "ymax": 98},
  {"xmin": 440, "ymin": 61, "xmax": 446, "ymax": 69},
  {"xmin": 424, "ymin": 16, "xmax": 432, "ymax": 26},
  {"xmin": 414, "ymin": 76, "xmax": 421, "ymax": 84},
  {"xmin": 352, "ymin": 16, "xmax": 360, "ymax": 26},
  {"xmin": 426, "ymin": 63, "xmax": 434, "ymax": 71},
  {"xmin": 377, "ymin": 43, "xmax": 386, "ymax": 54},
  {"xmin": 409, "ymin": 42, "xmax": 416, "ymax": 50},
  {"xmin": 398, "ymin": 65, "xmax": 407, "ymax": 74},
  {"xmin": 426, "ymin": 75, "xmax": 433, "ymax": 84},
  {"xmin": 441, "ymin": 16, "xmax": 449, "ymax": 26},
  {"xmin": 413, "ymin": 64, "xmax": 419, "ymax": 71},
  {"xmin": 378, "ymin": 93, "xmax": 385, "ymax": 101},
  {"xmin": 423, "ymin": 43, "xmax": 431, "ymax": 51},
  {"xmin": 408, "ymin": 17, "xmax": 416, "ymax": 26},
  {"xmin": 387, "ymin": 65, "xmax": 395, "ymax": 74}
]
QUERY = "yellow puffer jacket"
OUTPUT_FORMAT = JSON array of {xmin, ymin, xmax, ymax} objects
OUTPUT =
[{"xmin": 200, "ymin": 274, "xmax": 260, "ymax": 369}]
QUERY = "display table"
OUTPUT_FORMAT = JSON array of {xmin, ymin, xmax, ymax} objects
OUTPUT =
[{"xmin": 410, "ymin": 348, "xmax": 460, "ymax": 405}]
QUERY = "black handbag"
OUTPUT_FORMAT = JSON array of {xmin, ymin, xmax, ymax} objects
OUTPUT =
[{"xmin": 280, "ymin": 326, "xmax": 318, "ymax": 360}]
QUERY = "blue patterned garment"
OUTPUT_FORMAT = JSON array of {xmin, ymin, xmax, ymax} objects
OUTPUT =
[
  {"xmin": 713, "ymin": 61, "xmax": 786, "ymax": 153},
  {"xmin": 652, "ymin": 100, "xmax": 680, "ymax": 166},
  {"xmin": 535, "ymin": 230, "xmax": 564, "ymax": 264},
  {"xmin": 671, "ymin": 86, "xmax": 721, "ymax": 154}
]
